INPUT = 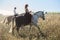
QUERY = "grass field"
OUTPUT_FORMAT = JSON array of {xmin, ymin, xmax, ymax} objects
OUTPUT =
[{"xmin": 0, "ymin": 13, "xmax": 60, "ymax": 40}]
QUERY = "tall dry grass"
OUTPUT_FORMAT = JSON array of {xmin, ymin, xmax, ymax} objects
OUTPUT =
[{"xmin": 0, "ymin": 13, "xmax": 60, "ymax": 40}]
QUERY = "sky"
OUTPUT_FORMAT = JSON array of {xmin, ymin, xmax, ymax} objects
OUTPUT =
[{"xmin": 0, "ymin": 0, "xmax": 60, "ymax": 15}]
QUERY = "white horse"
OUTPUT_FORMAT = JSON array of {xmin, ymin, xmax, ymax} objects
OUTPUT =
[
  {"xmin": 2, "ymin": 16, "xmax": 14, "ymax": 25},
  {"xmin": 30, "ymin": 11, "xmax": 45, "ymax": 37},
  {"xmin": 9, "ymin": 11, "xmax": 45, "ymax": 37}
]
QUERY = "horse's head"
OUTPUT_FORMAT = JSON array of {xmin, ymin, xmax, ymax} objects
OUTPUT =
[
  {"xmin": 40, "ymin": 11, "xmax": 45, "ymax": 20},
  {"xmin": 34, "ymin": 11, "xmax": 45, "ymax": 20}
]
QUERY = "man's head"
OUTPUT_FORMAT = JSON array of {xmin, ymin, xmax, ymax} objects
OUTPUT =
[{"xmin": 14, "ymin": 7, "xmax": 16, "ymax": 9}]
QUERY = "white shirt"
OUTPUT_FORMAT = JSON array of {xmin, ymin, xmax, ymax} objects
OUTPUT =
[{"xmin": 14, "ymin": 9, "xmax": 17, "ymax": 15}]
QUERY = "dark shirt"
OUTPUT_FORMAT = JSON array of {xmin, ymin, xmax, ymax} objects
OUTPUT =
[{"xmin": 24, "ymin": 12, "xmax": 32, "ymax": 24}]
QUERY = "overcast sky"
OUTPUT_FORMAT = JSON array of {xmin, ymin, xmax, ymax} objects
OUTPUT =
[{"xmin": 0, "ymin": 0, "xmax": 60, "ymax": 15}]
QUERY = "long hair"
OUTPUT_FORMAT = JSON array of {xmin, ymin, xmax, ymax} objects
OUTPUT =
[{"xmin": 25, "ymin": 4, "xmax": 28, "ymax": 8}]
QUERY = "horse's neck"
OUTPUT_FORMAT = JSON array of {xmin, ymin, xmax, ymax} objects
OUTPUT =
[
  {"xmin": 33, "ymin": 15, "xmax": 39, "ymax": 21},
  {"xmin": 36, "ymin": 14, "xmax": 40, "ymax": 18},
  {"xmin": 32, "ymin": 15, "xmax": 39, "ymax": 25}
]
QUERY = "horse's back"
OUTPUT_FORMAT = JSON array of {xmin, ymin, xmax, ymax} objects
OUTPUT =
[{"xmin": 7, "ymin": 16, "xmax": 13, "ymax": 21}]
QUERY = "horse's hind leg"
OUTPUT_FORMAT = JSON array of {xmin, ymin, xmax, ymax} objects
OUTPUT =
[
  {"xmin": 12, "ymin": 26, "xmax": 16, "ymax": 35},
  {"xmin": 6, "ymin": 22, "xmax": 8, "ymax": 24}
]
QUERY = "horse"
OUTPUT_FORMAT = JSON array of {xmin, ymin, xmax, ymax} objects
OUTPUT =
[
  {"xmin": 1, "ymin": 13, "xmax": 25, "ymax": 25},
  {"xmin": 10, "ymin": 11, "xmax": 45, "ymax": 37},
  {"xmin": 2, "ymin": 16, "xmax": 14, "ymax": 25}
]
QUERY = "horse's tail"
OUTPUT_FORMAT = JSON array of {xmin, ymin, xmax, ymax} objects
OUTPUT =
[
  {"xmin": 2, "ymin": 17, "xmax": 9, "ymax": 25},
  {"xmin": 0, "ymin": 17, "xmax": 6, "ymax": 23},
  {"xmin": 3, "ymin": 17, "xmax": 7, "ymax": 23}
]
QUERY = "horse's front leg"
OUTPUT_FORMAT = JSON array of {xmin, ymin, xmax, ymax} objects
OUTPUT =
[
  {"xmin": 34, "ymin": 24, "xmax": 45, "ymax": 37},
  {"xmin": 16, "ymin": 27, "xmax": 19, "ymax": 34},
  {"xmin": 29, "ymin": 23, "xmax": 32, "ymax": 32}
]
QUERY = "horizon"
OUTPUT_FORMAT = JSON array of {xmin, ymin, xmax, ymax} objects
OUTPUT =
[{"xmin": 0, "ymin": 0, "xmax": 60, "ymax": 15}]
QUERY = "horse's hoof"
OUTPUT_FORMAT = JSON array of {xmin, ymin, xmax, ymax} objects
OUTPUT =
[
  {"xmin": 42, "ymin": 34, "xmax": 46, "ymax": 37},
  {"xmin": 38, "ymin": 33, "xmax": 47, "ymax": 38}
]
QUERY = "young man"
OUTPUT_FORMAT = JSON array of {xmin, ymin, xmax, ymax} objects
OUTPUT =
[{"xmin": 14, "ymin": 7, "xmax": 18, "ymax": 16}]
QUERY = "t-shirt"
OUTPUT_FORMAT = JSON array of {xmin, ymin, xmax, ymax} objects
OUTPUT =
[{"xmin": 14, "ymin": 9, "xmax": 17, "ymax": 15}]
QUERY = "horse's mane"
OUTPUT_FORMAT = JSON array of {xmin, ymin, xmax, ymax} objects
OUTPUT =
[{"xmin": 34, "ymin": 11, "xmax": 44, "ymax": 15}]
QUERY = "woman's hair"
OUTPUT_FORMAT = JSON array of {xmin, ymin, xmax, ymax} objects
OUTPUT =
[{"xmin": 25, "ymin": 4, "xmax": 28, "ymax": 8}]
